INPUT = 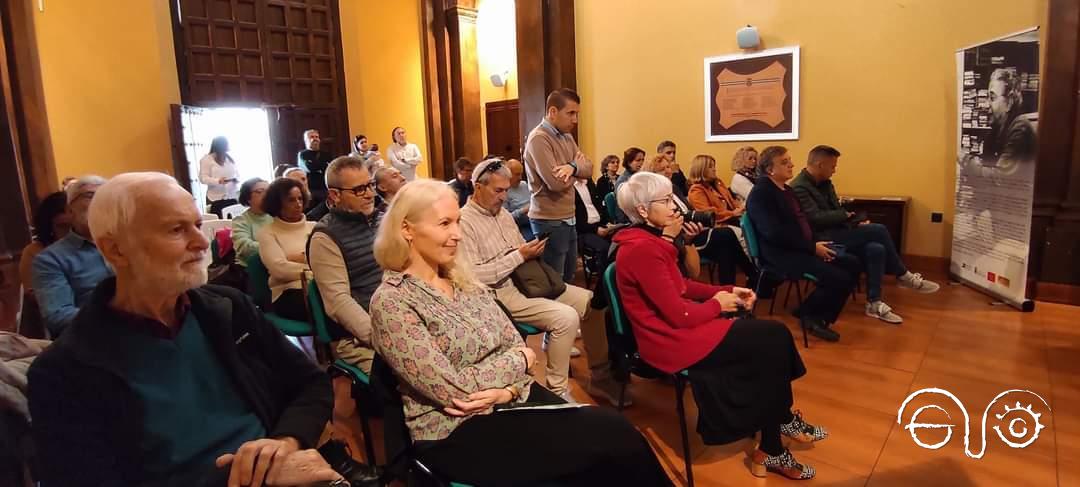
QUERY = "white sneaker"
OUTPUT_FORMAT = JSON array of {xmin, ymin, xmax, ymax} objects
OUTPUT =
[
  {"xmin": 542, "ymin": 333, "xmax": 582, "ymax": 357},
  {"xmin": 866, "ymin": 301, "xmax": 903, "ymax": 324},
  {"xmin": 898, "ymin": 272, "xmax": 940, "ymax": 293}
]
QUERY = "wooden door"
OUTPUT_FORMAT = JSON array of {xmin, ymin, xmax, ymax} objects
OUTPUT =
[{"xmin": 485, "ymin": 99, "xmax": 521, "ymax": 160}]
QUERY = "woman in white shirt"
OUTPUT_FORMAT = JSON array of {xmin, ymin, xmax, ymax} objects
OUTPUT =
[
  {"xmin": 387, "ymin": 126, "xmax": 423, "ymax": 181},
  {"xmin": 729, "ymin": 146, "xmax": 759, "ymax": 203},
  {"xmin": 256, "ymin": 177, "xmax": 315, "ymax": 321},
  {"xmin": 199, "ymin": 136, "xmax": 241, "ymax": 218}
]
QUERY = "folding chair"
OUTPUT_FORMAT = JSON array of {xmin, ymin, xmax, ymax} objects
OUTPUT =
[
  {"xmin": 245, "ymin": 253, "xmax": 316, "ymax": 337},
  {"xmin": 740, "ymin": 214, "xmax": 813, "ymax": 348}
]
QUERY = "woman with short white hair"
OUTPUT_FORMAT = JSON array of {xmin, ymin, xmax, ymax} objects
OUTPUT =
[
  {"xmin": 368, "ymin": 179, "xmax": 672, "ymax": 486},
  {"xmin": 613, "ymin": 171, "xmax": 825, "ymax": 481}
]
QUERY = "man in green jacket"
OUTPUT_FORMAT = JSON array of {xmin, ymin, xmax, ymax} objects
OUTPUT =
[{"xmin": 790, "ymin": 145, "xmax": 939, "ymax": 325}]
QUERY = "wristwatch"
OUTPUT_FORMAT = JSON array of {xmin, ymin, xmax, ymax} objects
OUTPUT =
[
  {"xmin": 327, "ymin": 478, "xmax": 350, "ymax": 487},
  {"xmin": 504, "ymin": 384, "xmax": 521, "ymax": 401}
]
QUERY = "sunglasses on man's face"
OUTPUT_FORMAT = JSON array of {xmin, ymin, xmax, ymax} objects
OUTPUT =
[{"xmin": 331, "ymin": 181, "xmax": 377, "ymax": 196}]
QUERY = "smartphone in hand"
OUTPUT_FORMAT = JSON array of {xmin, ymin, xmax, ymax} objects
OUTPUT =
[{"xmin": 536, "ymin": 232, "xmax": 551, "ymax": 241}]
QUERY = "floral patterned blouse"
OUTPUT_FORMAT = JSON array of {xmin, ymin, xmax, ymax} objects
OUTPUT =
[{"xmin": 369, "ymin": 270, "xmax": 533, "ymax": 441}]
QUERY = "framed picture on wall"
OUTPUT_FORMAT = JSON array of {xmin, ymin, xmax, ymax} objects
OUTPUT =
[{"xmin": 703, "ymin": 46, "xmax": 800, "ymax": 142}]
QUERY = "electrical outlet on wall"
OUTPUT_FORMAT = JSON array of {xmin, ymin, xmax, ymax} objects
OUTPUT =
[{"xmin": 931, "ymin": 212, "xmax": 943, "ymax": 223}]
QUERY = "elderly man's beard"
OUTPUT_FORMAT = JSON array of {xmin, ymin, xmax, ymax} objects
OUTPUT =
[{"xmin": 129, "ymin": 250, "xmax": 209, "ymax": 296}]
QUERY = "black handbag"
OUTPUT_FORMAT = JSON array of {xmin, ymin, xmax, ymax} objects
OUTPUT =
[{"xmin": 510, "ymin": 259, "xmax": 567, "ymax": 299}]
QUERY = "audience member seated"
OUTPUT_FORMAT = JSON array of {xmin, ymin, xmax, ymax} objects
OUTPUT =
[
  {"xmin": 368, "ymin": 179, "xmax": 672, "ymax": 486},
  {"xmin": 729, "ymin": 146, "xmax": 759, "ymax": 202},
  {"xmin": 612, "ymin": 171, "xmax": 825, "ymax": 480},
  {"xmin": 614, "ymin": 146, "xmax": 645, "ymax": 192},
  {"xmin": 790, "ymin": 145, "xmax": 939, "ymax": 324},
  {"xmin": 574, "ymin": 173, "xmax": 617, "ymax": 280},
  {"xmin": 31, "ymin": 176, "xmax": 112, "ymax": 336},
  {"xmin": 199, "ymin": 136, "xmax": 241, "ymax": 218},
  {"xmin": 297, "ymin": 128, "xmax": 333, "ymax": 207},
  {"xmin": 308, "ymin": 156, "xmax": 381, "ymax": 374},
  {"xmin": 387, "ymin": 126, "xmax": 423, "ymax": 181},
  {"xmin": 687, "ymin": 154, "xmax": 758, "ymax": 284},
  {"xmin": 350, "ymin": 134, "xmax": 385, "ymax": 169},
  {"xmin": 523, "ymin": 89, "xmax": 594, "ymax": 284},
  {"xmin": 658, "ymin": 139, "xmax": 689, "ymax": 196},
  {"xmin": 20, "ymin": 192, "xmax": 70, "ymax": 294},
  {"xmin": 503, "ymin": 158, "xmax": 534, "ymax": 240},
  {"xmin": 28, "ymin": 172, "xmax": 339, "ymax": 486},
  {"xmin": 274, "ymin": 163, "xmax": 296, "ymax": 178},
  {"xmin": 257, "ymin": 178, "xmax": 316, "ymax": 321},
  {"xmin": 305, "ymin": 196, "xmax": 332, "ymax": 222},
  {"xmin": 746, "ymin": 146, "xmax": 860, "ymax": 342},
  {"xmin": 374, "ymin": 166, "xmax": 406, "ymax": 205},
  {"xmin": 460, "ymin": 161, "xmax": 624, "ymax": 403},
  {"xmin": 642, "ymin": 155, "xmax": 756, "ymax": 284},
  {"xmin": 595, "ymin": 154, "xmax": 621, "ymax": 200},
  {"xmin": 447, "ymin": 157, "xmax": 475, "ymax": 207},
  {"xmin": 231, "ymin": 178, "xmax": 271, "ymax": 268}
]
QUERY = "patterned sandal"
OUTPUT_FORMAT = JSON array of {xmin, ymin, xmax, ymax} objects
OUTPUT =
[
  {"xmin": 750, "ymin": 448, "xmax": 816, "ymax": 480},
  {"xmin": 780, "ymin": 409, "xmax": 828, "ymax": 443}
]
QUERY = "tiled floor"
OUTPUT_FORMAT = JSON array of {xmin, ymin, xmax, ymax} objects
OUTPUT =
[{"xmin": 329, "ymin": 273, "xmax": 1077, "ymax": 486}]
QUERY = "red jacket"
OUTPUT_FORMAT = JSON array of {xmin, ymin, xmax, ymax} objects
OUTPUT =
[{"xmin": 612, "ymin": 227, "xmax": 734, "ymax": 373}]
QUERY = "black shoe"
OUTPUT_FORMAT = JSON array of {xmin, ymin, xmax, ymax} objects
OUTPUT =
[{"xmin": 802, "ymin": 319, "xmax": 840, "ymax": 342}]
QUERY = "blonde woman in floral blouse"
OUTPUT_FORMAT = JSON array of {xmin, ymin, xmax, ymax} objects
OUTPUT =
[{"xmin": 369, "ymin": 179, "xmax": 671, "ymax": 486}]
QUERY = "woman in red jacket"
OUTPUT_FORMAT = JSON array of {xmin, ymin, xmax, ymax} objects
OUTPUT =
[{"xmin": 612, "ymin": 172, "xmax": 826, "ymax": 481}]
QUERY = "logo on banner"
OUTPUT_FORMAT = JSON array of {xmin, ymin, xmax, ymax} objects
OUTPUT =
[{"xmin": 897, "ymin": 388, "xmax": 1051, "ymax": 458}]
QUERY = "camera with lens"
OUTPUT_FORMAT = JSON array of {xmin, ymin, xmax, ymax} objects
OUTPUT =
[{"xmin": 679, "ymin": 209, "xmax": 715, "ymax": 227}]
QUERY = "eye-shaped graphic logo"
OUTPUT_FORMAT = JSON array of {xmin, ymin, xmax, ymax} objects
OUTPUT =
[{"xmin": 897, "ymin": 388, "xmax": 1050, "ymax": 458}]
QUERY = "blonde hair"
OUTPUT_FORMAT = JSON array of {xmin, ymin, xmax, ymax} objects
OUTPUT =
[
  {"xmin": 373, "ymin": 179, "xmax": 479, "ymax": 292},
  {"xmin": 730, "ymin": 146, "xmax": 758, "ymax": 172},
  {"xmin": 641, "ymin": 153, "xmax": 671, "ymax": 174},
  {"xmin": 688, "ymin": 154, "xmax": 717, "ymax": 185}
]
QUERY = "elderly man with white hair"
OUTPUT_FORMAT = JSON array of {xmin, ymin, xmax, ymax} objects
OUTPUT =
[
  {"xmin": 27, "ymin": 173, "xmax": 350, "ymax": 486},
  {"xmin": 458, "ymin": 159, "xmax": 622, "ymax": 405},
  {"xmin": 30, "ymin": 175, "xmax": 112, "ymax": 335}
]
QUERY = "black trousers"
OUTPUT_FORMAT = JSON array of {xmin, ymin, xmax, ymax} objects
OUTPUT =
[
  {"xmin": 693, "ymin": 227, "xmax": 758, "ymax": 285},
  {"xmin": 766, "ymin": 253, "xmax": 859, "ymax": 324},
  {"xmin": 416, "ymin": 384, "xmax": 673, "ymax": 487},
  {"xmin": 207, "ymin": 198, "xmax": 238, "ymax": 219},
  {"xmin": 688, "ymin": 319, "xmax": 803, "ymax": 449},
  {"xmin": 271, "ymin": 288, "xmax": 308, "ymax": 321}
]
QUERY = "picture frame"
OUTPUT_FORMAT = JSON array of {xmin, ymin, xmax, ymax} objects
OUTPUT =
[{"xmin": 703, "ymin": 46, "xmax": 800, "ymax": 142}]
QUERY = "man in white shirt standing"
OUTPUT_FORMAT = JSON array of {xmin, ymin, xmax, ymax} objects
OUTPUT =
[{"xmin": 387, "ymin": 126, "xmax": 423, "ymax": 181}]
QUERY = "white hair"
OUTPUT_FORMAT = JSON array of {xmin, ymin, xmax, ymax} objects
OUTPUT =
[
  {"xmin": 282, "ymin": 166, "xmax": 306, "ymax": 177},
  {"xmin": 65, "ymin": 175, "xmax": 106, "ymax": 203},
  {"xmin": 88, "ymin": 172, "xmax": 181, "ymax": 242},
  {"xmin": 616, "ymin": 172, "xmax": 672, "ymax": 224},
  {"xmin": 303, "ymin": 129, "xmax": 319, "ymax": 140},
  {"xmin": 471, "ymin": 158, "xmax": 512, "ymax": 185}
]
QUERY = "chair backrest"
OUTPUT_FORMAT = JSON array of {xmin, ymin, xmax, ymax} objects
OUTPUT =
[
  {"xmin": 740, "ymin": 212, "xmax": 761, "ymax": 261},
  {"xmin": 603, "ymin": 192, "xmax": 618, "ymax": 223},
  {"xmin": 307, "ymin": 281, "xmax": 334, "ymax": 344},
  {"xmin": 602, "ymin": 264, "xmax": 629, "ymax": 337},
  {"xmin": 201, "ymin": 219, "xmax": 232, "ymax": 243},
  {"xmin": 246, "ymin": 253, "xmax": 272, "ymax": 308},
  {"xmin": 222, "ymin": 203, "xmax": 246, "ymax": 220},
  {"xmin": 370, "ymin": 355, "xmax": 416, "ymax": 481}
]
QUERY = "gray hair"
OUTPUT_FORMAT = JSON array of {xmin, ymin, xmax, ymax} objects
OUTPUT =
[
  {"xmin": 616, "ymin": 172, "xmax": 672, "ymax": 224},
  {"xmin": 87, "ymin": 172, "xmax": 180, "ymax": 242},
  {"xmin": 303, "ymin": 129, "xmax": 319, "ymax": 140},
  {"xmin": 374, "ymin": 166, "xmax": 396, "ymax": 185},
  {"xmin": 325, "ymin": 155, "xmax": 369, "ymax": 188},
  {"xmin": 990, "ymin": 68, "xmax": 1022, "ymax": 105},
  {"xmin": 65, "ymin": 175, "xmax": 106, "ymax": 203},
  {"xmin": 472, "ymin": 158, "xmax": 512, "ymax": 185}
]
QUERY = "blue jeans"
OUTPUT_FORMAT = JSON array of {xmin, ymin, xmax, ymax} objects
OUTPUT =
[
  {"xmin": 530, "ymin": 219, "xmax": 578, "ymax": 283},
  {"xmin": 829, "ymin": 223, "xmax": 907, "ymax": 302}
]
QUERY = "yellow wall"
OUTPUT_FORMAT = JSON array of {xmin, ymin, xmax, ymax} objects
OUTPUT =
[
  {"xmin": 340, "ymin": 0, "xmax": 430, "ymax": 178},
  {"xmin": 32, "ymin": 0, "xmax": 180, "ymax": 181},
  {"xmin": 477, "ymin": 0, "xmax": 519, "ymax": 153},
  {"xmin": 576, "ymin": 0, "xmax": 1047, "ymax": 258}
]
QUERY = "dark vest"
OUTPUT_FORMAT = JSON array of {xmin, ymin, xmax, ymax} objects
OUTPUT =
[{"xmin": 309, "ymin": 209, "xmax": 383, "ymax": 310}]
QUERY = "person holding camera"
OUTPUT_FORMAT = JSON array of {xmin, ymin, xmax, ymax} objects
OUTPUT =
[
  {"xmin": 790, "ymin": 145, "xmax": 939, "ymax": 325},
  {"xmin": 612, "ymin": 171, "xmax": 825, "ymax": 481},
  {"xmin": 641, "ymin": 154, "xmax": 755, "ymax": 284},
  {"xmin": 746, "ymin": 146, "xmax": 861, "ymax": 342},
  {"xmin": 199, "ymin": 136, "xmax": 241, "ymax": 218}
]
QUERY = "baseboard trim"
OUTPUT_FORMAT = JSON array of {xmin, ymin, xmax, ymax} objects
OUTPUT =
[
  {"xmin": 1035, "ymin": 281, "xmax": 1080, "ymax": 306},
  {"xmin": 901, "ymin": 254, "xmax": 950, "ymax": 276}
]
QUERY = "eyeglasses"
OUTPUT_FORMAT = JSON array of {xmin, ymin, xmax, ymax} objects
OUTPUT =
[
  {"xmin": 647, "ymin": 194, "xmax": 675, "ymax": 207},
  {"xmin": 331, "ymin": 181, "xmax": 377, "ymax": 196}
]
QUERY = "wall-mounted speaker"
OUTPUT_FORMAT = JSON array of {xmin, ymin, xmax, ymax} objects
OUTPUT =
[{"xmin": 737, "ymin": 25, "xmax": 760, "ymax": 49}]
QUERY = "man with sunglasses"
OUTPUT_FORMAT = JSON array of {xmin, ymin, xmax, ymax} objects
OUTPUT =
[
  {"xmin": 307, "ymin": 156, "xmax": 382, "ymax": 374},
  {"xmin": 31, "ymin": 175, "xmax": 113, "ymax": 336}
]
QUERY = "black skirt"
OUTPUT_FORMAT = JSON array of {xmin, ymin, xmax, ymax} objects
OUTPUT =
[{"xmin": 687, "ymin": 318, "xmax": 806, "ymax": 445}]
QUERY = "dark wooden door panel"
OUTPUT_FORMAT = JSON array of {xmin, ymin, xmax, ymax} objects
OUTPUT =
[{"xmin": 485, "ymin": 99, "xmax": 520, "ymax": 160}]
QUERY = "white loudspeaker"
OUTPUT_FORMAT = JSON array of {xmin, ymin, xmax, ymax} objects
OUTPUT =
[
  {"xmin": 490, "ymin": 71, "xmax": 509, "ymax": 87},
  {"xmin": 737, "ymin": 25, "xmax": 760, "ymax": 49}
]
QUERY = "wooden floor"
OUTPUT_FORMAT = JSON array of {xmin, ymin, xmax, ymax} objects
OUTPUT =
[{"xmin": 328, "ymin": 270, "xmax": 1079, "ymax": 487}]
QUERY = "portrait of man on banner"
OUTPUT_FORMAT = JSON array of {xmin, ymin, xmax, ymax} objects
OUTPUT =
[{"xmin": 703, "ymin": 46, "xmax": 800, "ymax": 142}]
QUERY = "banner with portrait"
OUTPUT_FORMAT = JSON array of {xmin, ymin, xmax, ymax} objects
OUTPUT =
[
  {"xmin": 951, "ymin": 28, "xmax": 1039, "ymax": 310},
  {"xmin": 703, "ymin": 46, "xmax": 799, "ymax": 142}
]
